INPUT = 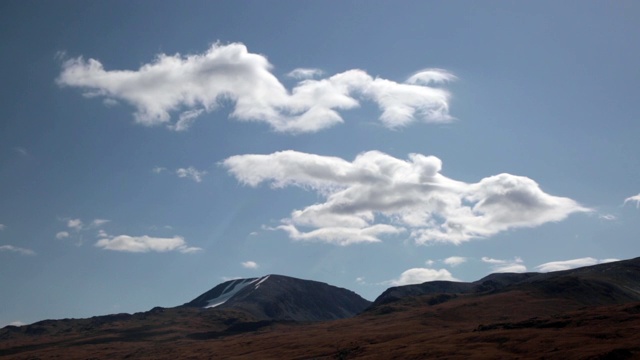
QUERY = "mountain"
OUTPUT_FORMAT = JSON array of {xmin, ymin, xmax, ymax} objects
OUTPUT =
[
  {"xmin": 371, "ymin": 256, "xmax": 640, "ymax": 308},
  {"xmin": 184, "ymin": 274, "xmax": 371, "ymax": 321},
  {"xmin": 3, "ymin": 260, "xmax": 640, "ymax": 359}
]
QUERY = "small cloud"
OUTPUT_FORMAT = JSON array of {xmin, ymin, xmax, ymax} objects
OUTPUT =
[
  {"xmin": 169, "ymin": 109, "xmax": 204, "ymax": 132},
  {"xmin": 55, "ymin": 231, "xmax": 70, "ymax": 239},
  {"xmin": 443, "ymin": 256, "xmax": 467, "ymax": 267},
  {"xmin": 176, "ymin": 167, "xmax": 207, "ymax": 183},
  {"xmin": 425, "ymin": 259, "xmax": 435, "ymax": 266},
  {"xmin": 406, "ymin": 68, "xmax": 457, "ymax": 85},
  {"xmin": 624, "ymin": 193, "xmax": 640, "ymax": 208},
  {"xmin": 386, "ymin": 268, "xmax": 458, "ymax": 286},
  {"xmin": 0, "ymin": 224, "xmax": 5, "ymax": 231},
  {"xmin": 249, "ymin": 231, "xmax": 258, "ymax": 236},
  {"xmin": 286, "ymin": 68, "xmax": 324, "ymax": 79},
  {"xmin": 103, "ymin": 98, "xmax": 118, "ymax": 107},
  {"xmin": 95, "ymin": 234, "xmax": 201, "ymax": 254},
  {"xmin": 0, "ymin": 245, "xmax": 36, "ymax": 256},
  {"xmin": 355, "ymin": 277, "xmax": 366, "ymax": 285},
  {"xmin": 8, "ymin": 321, "xmax": 26, "ymax": 327},
  {"xmin": 152, "ymin": 166, "xmax": 167, "ymax": 174},
  {"xmin": 91, "ymin": 219, "xmax": 110, "ymax": 227},
  {"xmin": 241, "ymin": 261, "xmax": 259, "ymax": 269},
  {"xmin": 482, "ymin": 256, "xmax": 527, "ymax": 273},
  {"xmin": 67, "ymin": 219, "xmax": 83, "ymax": 231},
  {"xmin": 13, "ymin": 147, "xmax": 28, "ymax": 156},
  {"xmin": 598, "ymin": 214, "xmax": 616, "ymax": 221},
  {"xmin": 535, "ymin": 257, "xmax": 619, "ymax": 272}
]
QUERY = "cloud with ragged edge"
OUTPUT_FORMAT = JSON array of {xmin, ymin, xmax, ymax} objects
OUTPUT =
[
  {"xmin": 95, "ymin": 235, "xmax": 201, "ymax": 254},
  {"xmin": 241, "ymin": 261, "xmax": 259, "ymax": 269},
  {"xmin": 535, "ymin": 257, "xmax": 619, "ymax": 272},
  {"xmin": 222, "ymin": 150, "xmax": 591, "ymax": 246},
  {"xmin": 176, "ymin": 167, "xmax": 207, "ymax": 182},
  {"xmin": 624, "ymin": 193, "xmax": 640, "ymax": 208},
  {"xmin": 482, "ymin": 256, "xmax": 527, "ymax": 273},
  {"xmin": 56, "ymin": 42, "xmax": 455, "ymax": 133},
  {"xmin": 153, "ymin": 166, "xmax": 207, "ymax": 182},
  {"xmin": 0, "ymin": 245, "xmax": 35, "ymax": 256},
  {"xmin": 386, "ymin": 268, "xmax": 458, "ymax": 286},
  {"xmin": 56, "ymin": 218, "xmax": 110, "ymax": 244}
]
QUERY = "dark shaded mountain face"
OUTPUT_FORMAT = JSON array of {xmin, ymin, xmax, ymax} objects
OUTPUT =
[
  {"xmin": 372, "ymin": 256, "xmax": 640, "ymax": 308},
  {"xmin": 184, "ymin": 274, "xmax": 371, "ymax": 321},
  {"xmin": 4, "ymin": 259, "xmax": 640, "ymax": 359}
]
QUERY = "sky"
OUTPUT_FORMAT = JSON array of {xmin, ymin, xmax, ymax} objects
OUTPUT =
[{"xmin": 1, "ymin": 1, "xmax": 639, "ymax": 327}]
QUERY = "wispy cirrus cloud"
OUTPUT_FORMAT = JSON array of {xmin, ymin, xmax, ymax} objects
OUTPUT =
[
  {"xmin": 482, "ymin": 256, "xmax": 527, "ymax": 273},
  {"xmin": 57, "ymin": 42, "xmax": 454, "ymax": 133},
  {"xmin": 535, "ymin": 257, "xmax": 619, "ymax": 272},
  {"xmin": 624, "ymin": 193, "xmax": 640, "ymax": 208},
  {"xmin": 176, "ymin": 167, "xmax": 207, "ymax": 183},
  {"xmin": 386, "ymin": 268, "xmax": 458, "ymax": 286},
  {"xmin": 0, "ymin": 245, "xmax": 35, "ymax": 256},
  {"xmin": 95, "ymin": 235, "xmax": 201, "ymax": 254},
  {"xmin": 223, "ymin": 150, "xmax": 590, "ymax": 246}
]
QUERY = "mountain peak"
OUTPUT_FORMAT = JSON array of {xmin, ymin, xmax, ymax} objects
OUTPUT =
[{"xmin": 184, "ymin": 274, "xmax": 371, "ymax": 321}]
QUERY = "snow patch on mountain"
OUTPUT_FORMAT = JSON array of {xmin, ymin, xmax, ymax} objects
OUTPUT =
[
  {"xmin": 205, "ymin": 275, "xmax": 270, "ymax": 308},
  {"xmin": 254, "ymin": 275, "xmax": 270, "ymax": 289}
]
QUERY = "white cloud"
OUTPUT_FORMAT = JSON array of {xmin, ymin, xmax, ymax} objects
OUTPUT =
[
  {"xmin": 443, "ymin": 256, "xmax": 467, "ymax": 267},
  {"xmin": 67, "ymin": 218, "xmax": 83, "ymax": 231},
  {"xmin": 176, "ymin": 167, "xmax": 207, "ymax": 182},
  {"xmin": 57, "ymin": 42, "xmax": 454, "ymax": 134},
  {"xmin": 152, "ymin": 166, "xmax": 167, "ymax": 174},
  {"xmin": 95, "ymin": 235, "xmax": 201, "ymax": 253},
  {"xmin": 91, "ymin": 219, "xmax": 110, "ymax": 227},
  {"xmin": 355, "ymin": 277, "xmax": 366, "ymax": 285},
  {"xmin": 535, "ymin": 257, "xmax": 619, "ymax": 272},
  {"xmin": 599, "ymin": 214, "xmax": 616, "ymax": 221},
  {"xmin": 387, "ymin": 268, "xmax": 458, "ymax": 286},
  {"xmin": 482, "ymin": 256, "xmax": 527, "ymax": 273},
  {"xmin": 7, "ymin": 321, "xmax": 26, "ymax": 327},
  {"xmin": 241, "ymin": 260, "xmax": 259, "ymax": 269},
  {"xmin": 0, "ymin": 224, "xmax": 5, "ymax": 231},
  {"xmin": 58, "ymin": 218, "xmax": 109, "ymax": 244},
  {"xmin": 406, "ymin": 68, "xmax": 457, "ymax": 85},
  {"xmin": 624, "ymin": 193, "xmax": 640, "ymax": 208},
  {"xmin": 170, "ymin": 109, "xmax": 204, "ymax": 131},
  {"xmin": 287, "ymin": 68, "xmax": 324, "ymax": 79},
  {"xmin": 0, "ymin": 245, "xmax": 35, "ymax": 256},
  {"xmin": 425, "ymin": 259, "xmax": 435, "ymax": 266},
  {"xmin": 223, "ymin": 150, "xmax": 590, "ymax": 245}
]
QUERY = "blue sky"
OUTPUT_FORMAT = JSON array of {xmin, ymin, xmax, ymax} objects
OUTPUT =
[{"xmin": 1, "ymin": 1, "xmax": 640, "ymax": 326}]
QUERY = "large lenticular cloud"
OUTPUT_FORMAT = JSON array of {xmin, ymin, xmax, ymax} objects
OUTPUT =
[{"xmin": 223, "ymin": 150, "xmax": 591, "ymax": 246}]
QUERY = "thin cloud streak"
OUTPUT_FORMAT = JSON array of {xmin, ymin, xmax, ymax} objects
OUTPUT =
[
  {"xmin": 95, "ymin": 235, "xmax": 201, "ymax": 254},
  {"xmin": 0, "ymin": 245, "xmax": 36, "ymax": 256},
  {"xmin": 386, "ymin": 268, "xmax": 458, "ymax": 286},
  {"xmin": 536, "ymin": 257, "xmax": 619, "ymax": 272}
]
